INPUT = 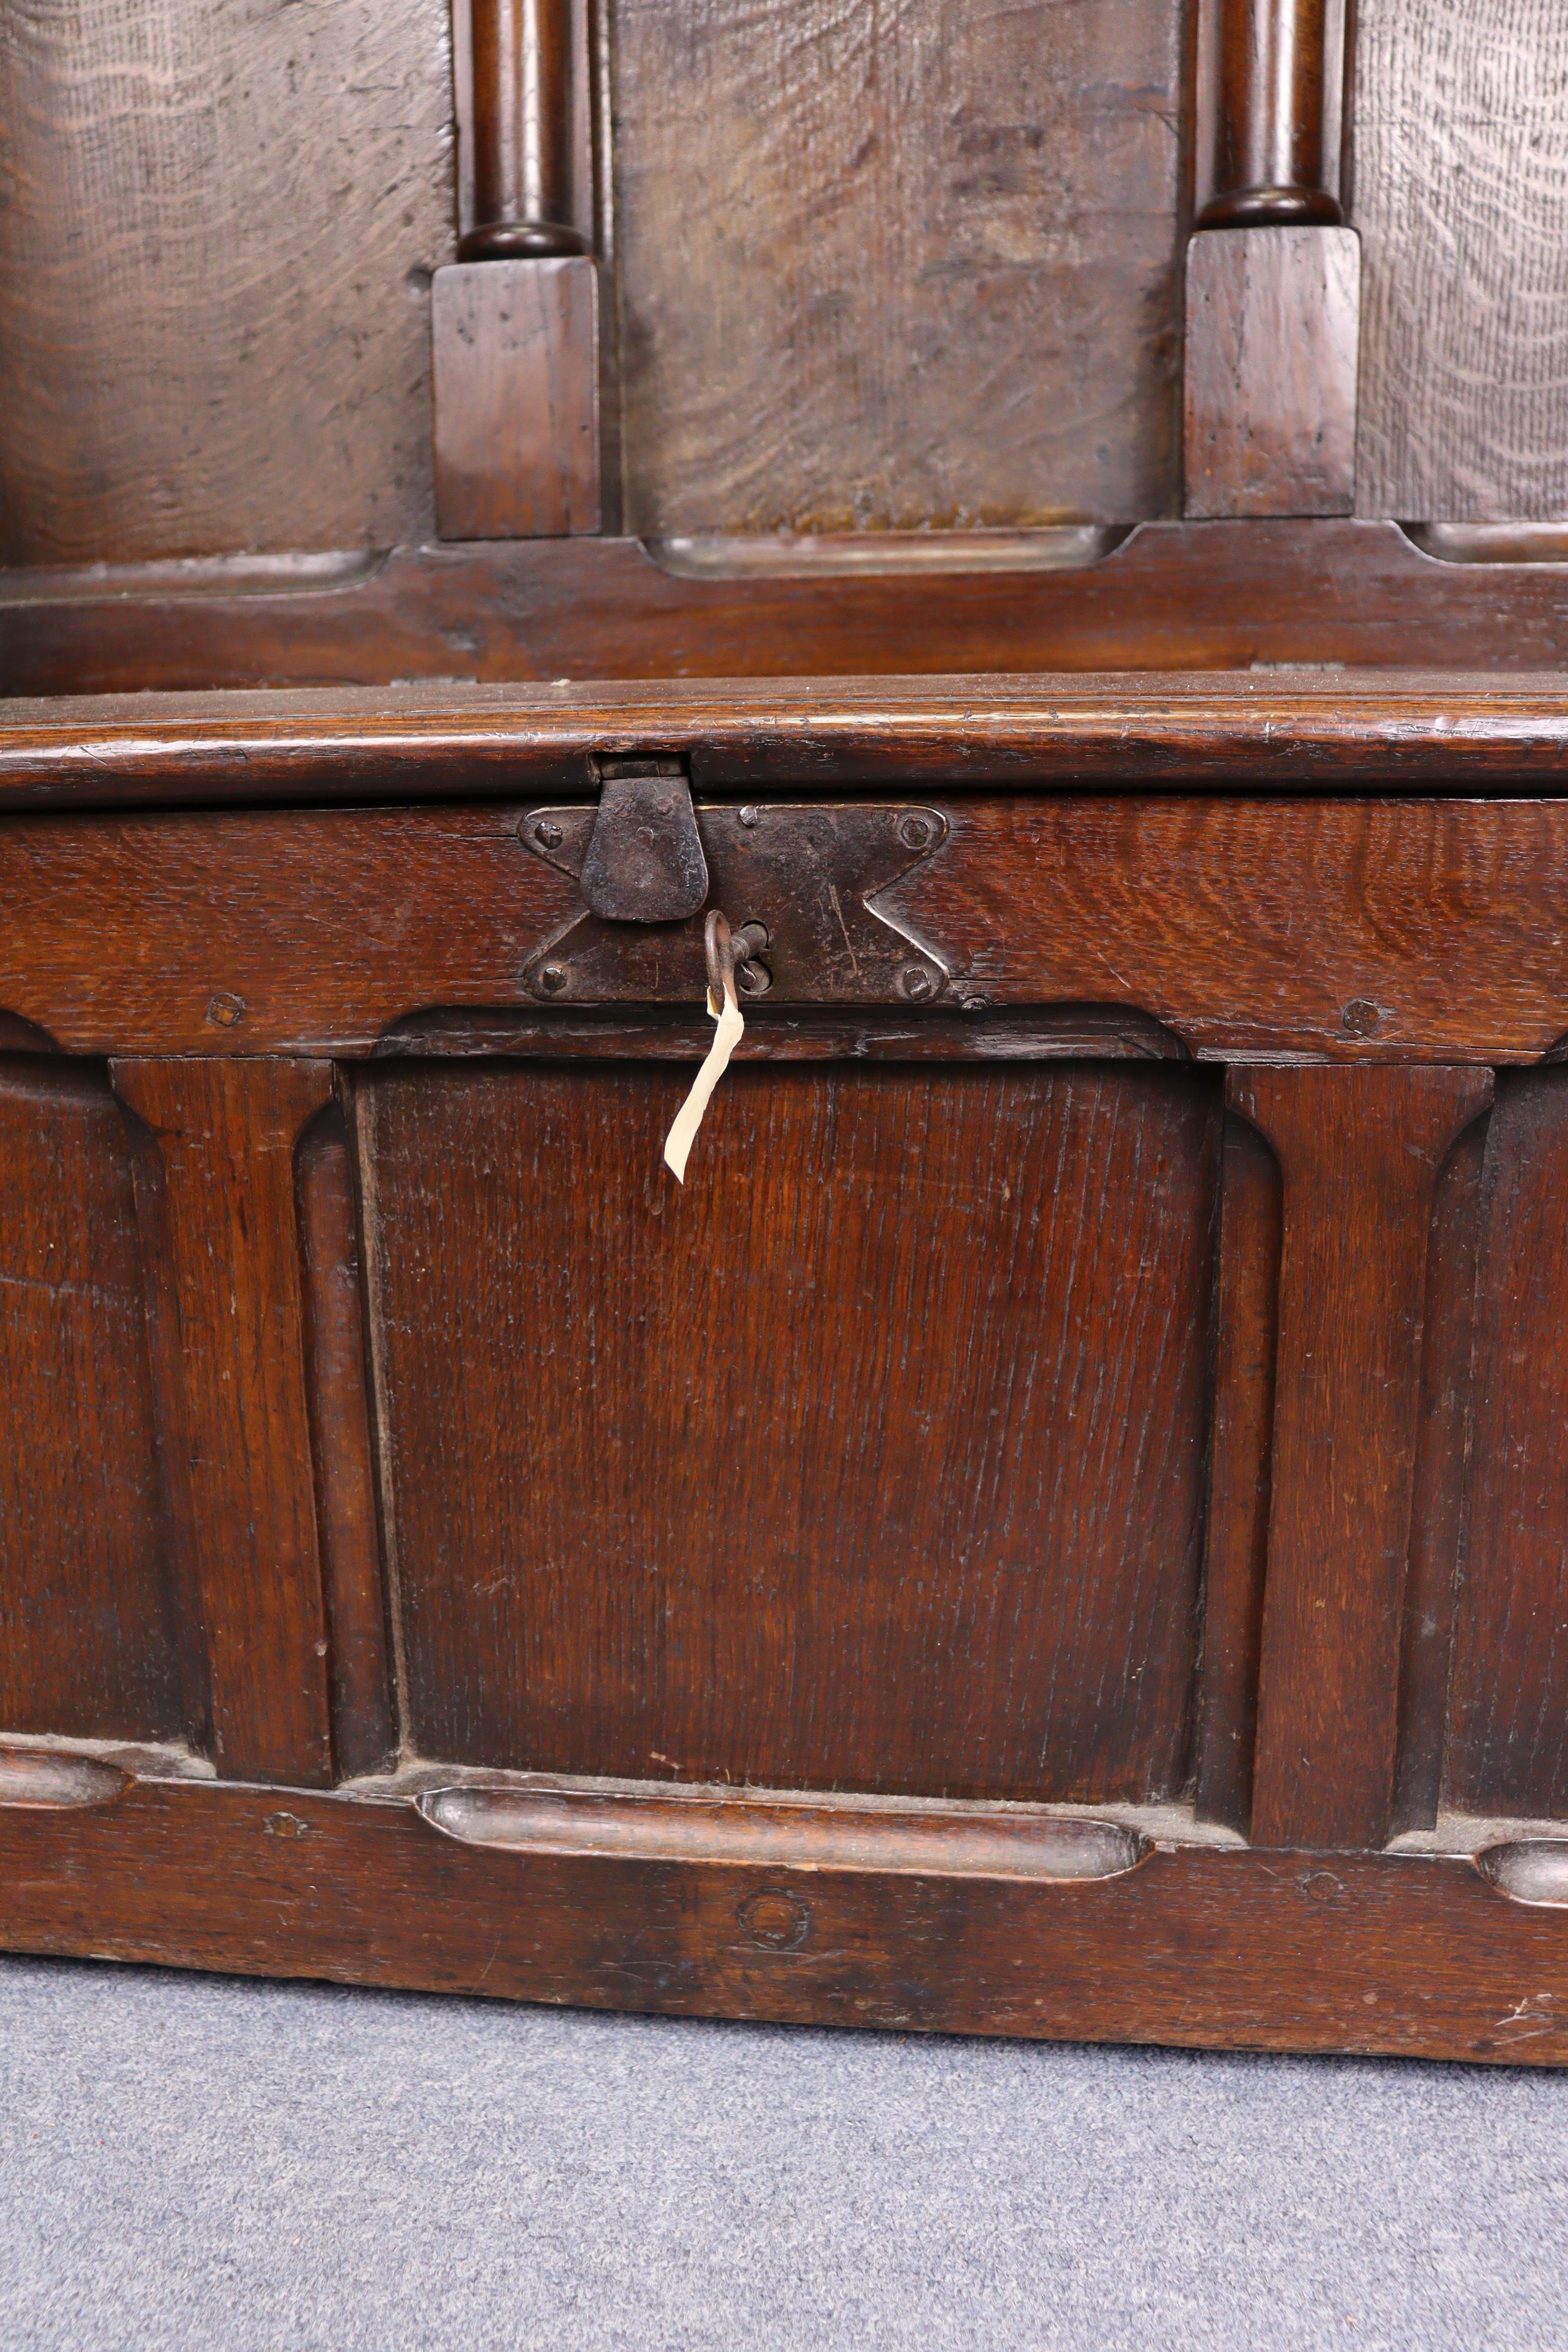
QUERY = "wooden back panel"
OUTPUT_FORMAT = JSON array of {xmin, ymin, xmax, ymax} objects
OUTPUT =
[
  {"xmin": 2, "ymin": 0, "xmax": 1563, "ymax": 569},
  {"xmin": 610, "ymin": 0, "xmax": 1192, "ymax": 535},
  {"xmin": 0, "ymin": 0, "xmax": 453, "ymax": 568}
]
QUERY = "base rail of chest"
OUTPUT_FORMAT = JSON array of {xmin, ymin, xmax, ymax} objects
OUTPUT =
[{"xmin": 0, "ymin": 1772, "xmax": 1564, "ymax": 2065}]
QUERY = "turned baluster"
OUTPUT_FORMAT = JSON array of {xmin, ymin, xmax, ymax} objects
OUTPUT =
[
  {"xmin": 1198, "ymin": 0, "xmax": 1344, "ymax": 230},
  {"xmin": 460, "ymin": 0, "xmax": 586, "ymax": 260},
  {"xmin": 1184, "ymin": 0, "xmax": 1359, "ymax": 517},
  {"xmin": 432, "ymin": 0, "xmax": 601, "ymax": 537}
]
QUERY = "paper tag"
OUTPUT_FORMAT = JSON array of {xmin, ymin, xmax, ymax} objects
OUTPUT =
[{"xmin": 663, "ymin": 981, "xmax": 744, "ymax": 1182}]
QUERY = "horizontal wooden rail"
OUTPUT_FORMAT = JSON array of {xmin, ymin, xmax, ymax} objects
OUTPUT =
[
  {"xmin": 8, "ymin": 524, "xmax": 1568, "ymax": 699},
  {"xmin": 5, "ymin": 669, "xmax": 1568, "ymax": 809},
  {"xmin": 2, "ymin": 798, "xmax": 1568, "ymax": 1061},
  {"xmin": 0, "ymin": 1777, "xmax": 1563, "ymax": 2062}
]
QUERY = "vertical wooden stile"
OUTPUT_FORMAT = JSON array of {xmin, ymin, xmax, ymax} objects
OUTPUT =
[
  {"xmin": 1230, "ymin": 1066, "xmax": 1492, "ymax": 1853},
  {"xmin": 113, "ymin": 1059, "xmax": 339, "ymax": 1789}
]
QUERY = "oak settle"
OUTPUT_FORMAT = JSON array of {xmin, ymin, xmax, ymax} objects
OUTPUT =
[{"xmin": 1, "ymin": 0, "xmax": 1567, "ymax": 2065}]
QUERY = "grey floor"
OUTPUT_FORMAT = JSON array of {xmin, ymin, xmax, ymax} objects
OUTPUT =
[{"xmin": 1, "ymin": 1956, "xmax": 1564, "ymax": 2351}]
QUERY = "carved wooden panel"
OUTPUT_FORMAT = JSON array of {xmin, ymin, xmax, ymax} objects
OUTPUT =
[
  {"xmin": 1354, "ymin": 0, "xmax": 1568, "ymax": 521},
  {"xmin": 0, "ymin": 0, "xmax": 455, "ymax": 566},
  {"xmin": 610, "ymin": 0, "xmax": 1194, "ymax": 536},
  {"xmin": 1445, "ymin": 1072, "xmax": 1568, "ymax": 1822},
  {"xmin": 0, "ymin": 1060, "xmax": 181, "ymax": 1742},
  {"xmin": 361, "ymin": 1058, "xmax": 1220, "ymax": 1799}
]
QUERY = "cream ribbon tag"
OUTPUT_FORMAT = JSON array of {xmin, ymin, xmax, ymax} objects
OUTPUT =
[{"xmin": 663, "ymin": 976, "xmax": 744, "ymax": 1182}]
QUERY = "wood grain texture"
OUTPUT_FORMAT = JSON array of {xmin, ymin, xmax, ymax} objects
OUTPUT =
[
  {"xmin": 1354, "ymin": 0, "xmax": 1568, "ymax": 520},
  {"xmin": 610, "ymin": 0, "xmax": 1193, "ymax": 534},
  {"xmin": 297, "ymin": 1103, "xmax": 396, "ymax": 1783},
  {"xmin": 13, "ymin": 662, "xmax": 1568, "ymax": 806},
  {"xmin": 1193, "ymin": 1113, "xmax": 1280, "ymax": 1834},
  {"xmin": 0, "ymin": 1062, "xmax": 181, "ymax": 1745},
  {"xmin": 112, "ymin": 1060, "xmax": 337, "ymax": 1788},
  {"xmin": 0, "ymin": 0, "xmax": 453, "ymax": 564},
  {"xmin": 452, "ymin": 0, "xmax": 596, "ymax": 251},
  {"xmin": 12, "ymin": 798, "xmax": 1568, "ymax": 1061},
  {"xmin": 361, "ymin": 1061, "xmax": 1219, "ymax": 1802},
  {"xmin": 1183, "ymin": 227, "xmax": 1359, "ymax": 516},
  {"xmin": 460, "ymin": 0, "xmax": 585, "ymax": 256},
  {"xmin": 420, "ymin": 1784, "xmax": 1146, "ymax": 1879},
  {"xmin": 12, "ymin": 524, "xmax": 1568, "ymax": 695},
  {"xmin": 1446, "ymin": 1073, "xmax": 1568, "ymax": 1821},
  {"xmin": 2, "ymin": 1779, "xmax": 1567, "ymax": 2063},
  {"xmin": 1233, "ymin": 1066, "xmax": 1492, "ymax": 1852},
  {"xmin": 432, "ymin": 259, "xmax": 600, "ymax": 537},
  {"xmin": 1390, "ymin": 1115, "xmax": 1489, "ymax": 1836},
  {"xmin": 1195, "ymin": 0, "xmax": 1344, "ymax": 226}
]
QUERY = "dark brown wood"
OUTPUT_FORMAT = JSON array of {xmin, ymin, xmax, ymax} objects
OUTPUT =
[
  {"xmin": 13, "ymin": 524, "xmax": 1568, "ymax": 698},
  {"xmin": 7, "ymin": 667, "xmax": 1568, "ymax": 807},
  {"xmin": 0, "ymin": 1061, "xmax": 181, "ymax": 1745},
  {"xmin": 359, "ymin": 1059, "xmax": 1219, "ymax": 1801},
  {"xmin": 1194, "ymin": 1114, "xmax": 1281, "ymax": 1835},
  {"xmin": 432, "ymin": 259, "xmax": 601, "ymax": 538},
  {"xmin": 375, "ymin": 1005, "xmax": 1189, "ymax": 1065},
  {"xmin": 461, "ymin": 0, "xmax": 585, "ymax": 259},
  {"xmin": 1390, "ymin": 1113, "xmax": 1489, "ymax": 1837},
  {"xmin": 111, "ymin": 1060, "xmax": 337, "ymax": 1788},
  {"xmin": 297, "ymin": 1103, "xmax": 396, "ymax": 1783},
  {"xmin": 1446, "ymin": 1073, "xmax": 1568, "ymax": 1823},
  {"xmin": 608, "ymin": 0, "xmax": 1190, "ymax": 535},
  {"xmin": 2, "ymin": 1777, "xmax": 1567, "ymax": 2064},
  {"xmin": 1231, "ymin": 1066, "xmax": 1492, "ymax": 1853},
  {"xmin": 1197, "ymin": 0, "xmax": 1344, "ymax": 227},
  {"xmin": 1184, "ymin": 227, "xmax": 1360, "ymax": 517},
  {"xmin": 0, "ymin": 0, "xmax": 452, "ymax": 567},
  {"xmin": 8, "ymin": 799, "xmax": 1568, "ymax": 1063},
  {"xmin": 6, "ymin": 0, "xmax": 1568, "ymax": 2073},
  {"xmin": 1354, "ymin": 0, "xmax": 1568, "ymax": 522}
]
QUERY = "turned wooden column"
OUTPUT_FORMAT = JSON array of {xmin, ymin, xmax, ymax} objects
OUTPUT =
[
  {"xmin": 461, "ymin": 0, "xmax": 586, "ymax": 259},
  {"xmin": 431, "ymin": 0, "xmax": 602, "ymax": 538},
  {"xmin": 1199, "ymin": 0, "xmax": 1342, "ymax": 228},
  {"xmin": 1185, "ymin": 0, "xmax": 1360, "ymax": 518}
]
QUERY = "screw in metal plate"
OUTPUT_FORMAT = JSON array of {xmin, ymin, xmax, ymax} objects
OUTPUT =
[
  {"xmin": 737, "ymin": 806, "xmax": 762, "ymax": 829},
  {"xmin": 537, "ymin": 964, "xmax": 569, "ymax": 994},
  {"xmin": 533, "ymin": 819, "xmax": 564, "ymax": 850},
  {"xmin": 897, "ymin": 811, "xmax": 938, "ymax": 852},
  {"xmin": 897, "ymin": 964, "xmax": 939, "ymax": 1003}
]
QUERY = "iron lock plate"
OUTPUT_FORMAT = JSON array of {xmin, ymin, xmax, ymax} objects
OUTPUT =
[{"xmin": 519, "ymin": 802, "xmax": 954, "ymax": 1004}]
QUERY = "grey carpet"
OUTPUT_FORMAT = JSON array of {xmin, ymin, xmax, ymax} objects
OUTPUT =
[{"xmin": 0, "ymin": 1956, "xmax": 1564, "ymax": 2351}]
